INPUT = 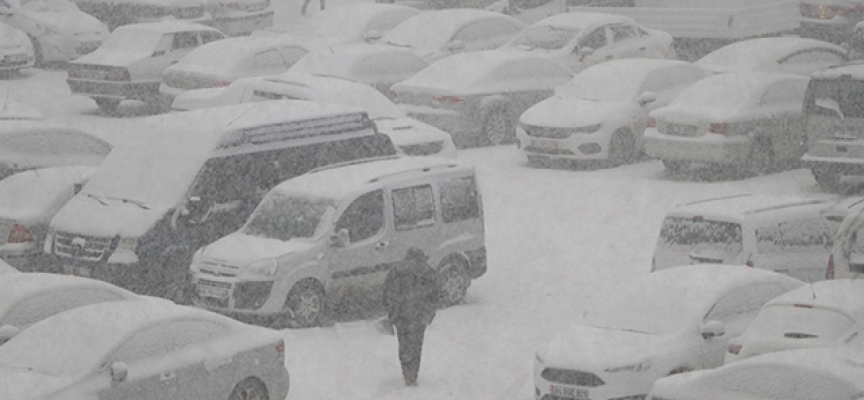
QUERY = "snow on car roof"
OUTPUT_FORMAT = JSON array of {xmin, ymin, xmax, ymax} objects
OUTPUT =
[
  {"xmin": 273, "ymin": 156, "xmax": 467, "ymax": 199},
  {"xmin": 531, "ymin": 11, "xmax": 637, "ymax": 30},
  {"xmin": 300, "ymin": 2, "xmax": 419, "ymax": 37},
  {"xmin": 668, "ymin": 194, "xmax": 832, "ymax": 223},
  {"xmin": 0, "ymin": 166, "xmax": 96, "ymax": 222},
  {"xmin": 290, "ymin": 44, "xmax": 427, "ymax": 78},
  {"xmin": 390, "ymin": 8, "xmax": 522, "ymax": 36},
  {"xmin": 642, "ymin": 264, "xmax": 799, "ymax": 303},
  {"xmin": 258, "ymin": 73, "xmax": 405, "ymax": 118},
  {"xmin": 765, "ymin": 279, "xmax": 864, "ymax": 318},
  {"xmin": 696, "ymin": 37, "xmax": 846, "ymax": 73},
  {"xmin": 114, "ymin": 20, "xmax": 221, "ymax": 35},
  {"xmin": 0, "ymin": 273, "xmax": 137, "ymax": 316},
  {"xmin": 725, "ymin": 347, "xmax": 864, "ymax": 392},
  {"xmin": 173, "ymin": 35, "xmax": 322, "ymax": 72},
  {"xmin": 560, "ymin": 58, "xmax": 701, "ymax": 96}
]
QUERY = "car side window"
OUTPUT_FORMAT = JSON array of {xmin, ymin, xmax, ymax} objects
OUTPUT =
[
  {"xmin": 108, "ymin": 320, "xmax": 228, "ymax": 364},
  {"xmin": 755, "ymin": 216, "xmax": 835, "ymax": 254},
  {"xmin": 439, "ymin": 176, "xmax": 480, "ymax": 223},
  {"xmin": 392, "ymin": 184, "xmax": 436, "ymax": 231},
  {"xmin": 578, "ymin": 28, "xmax": 607, "ymax": 52},
  {"xmin": 253, "ymin": 49, "xmax": 290, "ymax": 71},
  {"xmin": 705, "ymin": 283, "xmax": 788, "ymax": 324},
  {"xmin": 199, "ymin": 31, "xmax": 224, "ymax": 45},
  {"xmin": 779, "ymin": 49, "xmax": 846, "ymax": 68},
  {"xmin": 279, "ymin": 47, "xmax": 309, "ymax": 67},
  {"xmin": 172, "ymin": 32, "xmax": 199, "ymax": 50},
  {"xmin": 760, "ymin": 83, "xmax": 807, "ymax": 106},
  {"xmin": 454, "ymin": 20, "xmax": 519, "ymax": 44},
  {"xmin": 610, "ymin": 24, "xmax": 638, "ymax": 43},
  {"xmin": 1, "ymin": 289, "xmax": 124, "ymax": 327},
  {"xmin": 154, "ymin": 34, "xmax": 174, "ymax": 55},
  {"xmin": 335, "ymin": 190, "xmax": 385, "ymax": 243}
]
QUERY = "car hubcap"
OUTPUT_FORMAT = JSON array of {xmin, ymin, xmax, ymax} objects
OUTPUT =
[
  {"xmin": 296, "ymin": 290, "xmax": 320, "ymax": 323},
  {"xmin": 486, "ymin": 112, "xmax": 510, "ymax": 145},
  {"xmin": 441, "ymin": 267, "xmax": 467, "ymax": 304}
]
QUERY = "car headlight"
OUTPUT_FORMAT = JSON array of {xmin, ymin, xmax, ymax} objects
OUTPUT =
[
  {"xmin": 604, "ymin": 360, "xmax": 652, "ymax": 373},
  {"xmin": 117, "ymin": 237, "xmax": 138, "ymax": 252},
  {"xmin": 244, "ymin": 259, "xmax": 278, "ymax": 278}
]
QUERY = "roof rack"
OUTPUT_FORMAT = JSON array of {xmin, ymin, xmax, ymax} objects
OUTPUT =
[
  {"xmin": 747, "ymin": 199, "xmax": 826, "ymax": 215},
  {"xmin": 681, "ymin": 193, "xmax": 753, "ymax": 207},
  {"xmin": 366, "ymin": 162, "xmax": 460, "ymax": 184},
  {"xmin": 307, "ymin": 155, "xmax": 402, "ymax": 174}
]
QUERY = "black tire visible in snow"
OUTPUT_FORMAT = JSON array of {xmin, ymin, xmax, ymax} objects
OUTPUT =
[
  {"xmin": 608, "ymin": 130, "xmax": 637, "ymax": 166},
  {"xmin": 228, "ymin": 378, "xmax": 269, "ymax": 400},
  {"xmin": 94, "ymin": 98, "xmax": 120, "ymax": 113},
  {"xmin": 483, "ymin": 109, "xmax": 513, "ymax": 146},
  {"xmin": 438, "ymin": 261, "xmax": 469, "ymax": 306},
  {"xmin": 275, "ymin": 281, "xmax": 324, "ymax": 329},
  {"xmin": 812, "ymin": 168, "xmax": 841, "ymax": 191}
]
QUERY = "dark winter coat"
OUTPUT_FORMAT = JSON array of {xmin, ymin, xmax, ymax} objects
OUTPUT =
[{"xmin": 383, "ymin": 258, "xmax": 442, "ymax": 328}]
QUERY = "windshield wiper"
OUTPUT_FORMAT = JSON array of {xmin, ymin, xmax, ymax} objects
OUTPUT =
[
  {"xmin": 108, "ymin": 196, "xmax": 150, "ymax": 210},
  {"xmin": 386, "ymin": 41, "xmax": 412, "ymax": 48},
  {"xmin": 86, "ymin": 193, "xmax": 108, "ymax": 206}
]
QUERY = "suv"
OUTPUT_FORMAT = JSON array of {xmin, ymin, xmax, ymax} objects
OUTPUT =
[
  {"xmin": 652, "ymin": 194, "xmax": 839, "ymax": 282},
  {"xmin": 189, "ymin": 156, "xmax": 486, "ymax": 327},
  {"xmin": 44, "ymin": 101, "xmax": 396, "ymax": 301}
]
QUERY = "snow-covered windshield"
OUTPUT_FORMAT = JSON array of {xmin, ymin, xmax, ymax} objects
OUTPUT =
[
  {"xmin": 672, "ymin": 78, "xmax": 751, "ymax": 108},
  {"xmin": 581, "ymin": 284, "xmax": 701, "ymax": 335},
  {"xmin": 381, "ymin": 16, "xmax": 450, "ymax": 50},
  {"xmin": 654, "ymin": 216, "xmax": 743, "ymax": 269},
  {"xmin": 555, "ymin": 69, "xmax": 637, "ymax": 101},
  {"xmin": 747, "ymin": 305, "xmax": 854, "ymax": 343},
  {"xmin": 99, "ymin": 28, "xmax": 163, "ymax": 53},
  {"xmin": 243, "ymin": 193, "xmax": 336, "ymax": 241},
  {"xmin": 19, "ymin": 0, "xmax": 77, "ymax": 12},
  {"xmin": 507, "ymin": 26, "xmax": 580, "ymax": 51}
]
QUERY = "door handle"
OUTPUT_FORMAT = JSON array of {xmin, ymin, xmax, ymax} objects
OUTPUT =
[
  {"xmin": 160, "ymin": 371, "xmax": 176, "ymax": 383},
  {"xmin": 374, "ymin": 241, "xmax": 389, "ymax": 251}
]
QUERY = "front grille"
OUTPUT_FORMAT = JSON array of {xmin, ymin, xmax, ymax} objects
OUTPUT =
[
  {"xmin": 1, "ymin": 53, "xmax": 28, "ymax": 66},
  {"xmin": 53, "ymin": 231, "xmax": 114, "ymax": 261},
  {"xmin": 661, "ymin": 123, "xmax": 700, "ymax": 137},
  {"xmin": 199, "ymin": 279, "xmax": 231, "ymax": 289},
  {"xmin": 523, "ymin": 125, "xmax": 574, "ymax": 139},
  {"xmin": 400, "ymin": 141, "xmax": 444, "ymax": 156},
  {"xmin": 541, "ymin": 368, "xmax": 605, "ymax": 387}
]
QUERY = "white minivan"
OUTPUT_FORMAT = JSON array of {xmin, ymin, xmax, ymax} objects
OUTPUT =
[
  {"xmin": 189, "ymin": 156, "xmax": 486, "ymax": 328},
  {"xmin": 43, "ymin": 101, "xmax": 397, "ymax": 301},
  {"xmin": 652, "ymin": 194, "xmax": 839, "ymax": 282}
]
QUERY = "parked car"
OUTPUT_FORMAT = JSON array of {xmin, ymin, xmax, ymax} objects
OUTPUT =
[
  {"xmin": 0, "ymin": 300, "xmax": 289, "ymax": 400},
  {"xmin": 800, "ymin": 0, "xmax": 864, "ymax": 44},
  {"xmin": 391, "ymin": 50, "xmax": 572, "ymax": 146},
  {"xmin": 800, "ymin": 62, "xmax": 864, "ymax": 191},
  {"xmin": 379, "ymin": 9, "xmax": 525, "ymax": 62},
  {"xmin": 695, "ymin": 37, "xmax": 847, "ymax": 76},
  {"xmin": 499, "ymin": 12, "xmax": 675, "ymax": 73},
  {"xmin": 0, "ymin": 259, "xmax": 17, "ymax": 274},
  {"xmin": 190, "ymin": 156, "xmax": 485, "ymax": 327},
  {"xmin": 0, "ymin": 0, "xmax": 107, "ymax": 64},
  {"xmin": 288, "ymin": 44, "xmax": 429, "ymax": 97},
  {"xmin": 0, "ymin": 119, "xmax": 111, "ymax": 180},
  {"xmin": 652, "ymin": 194, "xmax": 839, "ymax": 282},
  {"xmin": 44, "ymin": 101, "xmax": 397, "ymax": 301},
  {"xmin": 649, "ymin": 348, "xmax": 864, "ymax": 400},
  {"xmin": 66, "ymin": 21, "xmax": 225, "ymax": 113},
  {"xmin": 0, "ymin": 273, "xmax": 145, "ymax": 344},
  {"xmin": 643, "ymin": 72, "xmax": 809, "ymax": 175},
  {"xmin": 534, "ymin": 265, "xmax": 802, "ymax": 400},
  {"xmin": 0, "ymin": 166, "xmax": 95, "ymax": 269},
  {"xmin": 517, "ymin": 59, "xmax": 711, "ymax": 166},
  {"xmin": 172, "ymin": 73, "xmax": 456, "ymax": 158},
  {"xmin": 830, "ymin": 200, "xmax": 864, "ymax": 279},
  {"xmin": 485, "ymin": 0, "xmax": 568, "ymax": 24},
  {"xmin": 0, "ymin": 23, "xmax": 33, "ymax": 74},
  {"xmin": 725, "ymin": 279, "xmax": 864, "ymax": 364},
  {"xmin": 285, "ymin": 3, "xmax": 420, "ymax": 45},
  {"xmin": 160, "ymin": 35, "xmax": 324, "ymax": 99}
]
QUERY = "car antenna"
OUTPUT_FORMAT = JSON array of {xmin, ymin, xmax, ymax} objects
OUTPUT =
[{"xmin": 226, "ymin": 103, "xmax": 258, "ymax": 127}]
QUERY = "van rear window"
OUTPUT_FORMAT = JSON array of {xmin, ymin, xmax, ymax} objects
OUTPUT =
[
  {"xmin": 653, "ymin": 216, "xmax": 743, "ymax": 269},
  {"xmin": 803, "ymin": 78, "xmax": 864, "ymax": 119}
]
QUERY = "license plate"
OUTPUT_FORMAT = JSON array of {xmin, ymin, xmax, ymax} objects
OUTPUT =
[
  {"xmin": 550, "ymin": 385, "xmax": 589, "ymax": 399},
  {"xmin": 197, "ymin": 284, "xmax": 229, "ymax": 299},
  {"xmin": 531, "ymin": 139, "xmax": 559, "ymax": 150},
  {"xmin": 63, "ymin": 265, "xmax": 91, "ymax": 278}
]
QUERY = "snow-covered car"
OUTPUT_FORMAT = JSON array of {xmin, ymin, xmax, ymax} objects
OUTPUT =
[
  {"xmin": 0, "ymin": 300, "xmax": 289, "ymax": 399},
  {"xmin": 533, "ymin": 265, "xmax": 803, "ymax": 400},
  {"xmin": 172, "ymin": 73, "xmax": 457, "ymax": 158},
  {"xmin": 288, "ymin": 44, "xmax": 429, "ymax": 97},
  {"xmin": 499, "ymin": 12, "xmax": 675, "ymax": 73},
  {"xmin": 643, "ymin": 72, "xmax": 809, "ymax": 175},
  {"xmin": 0, "ymin": 166, "xmax": 96, "ymax": 268},
  {"xmin": 0, "ymin": 119, "xmax": 111, "ymax": 180},
  {"xmin": 485, "ymin": 0, "xmax": 568, "ymax": 25},
  {"xmin": 0, "ymin": 259, "xmax": 16, "ymax": 274},
  {"xmin": 0, "ymin": 23, "xmax": 33, "ymax": 73},
  {"xmin": 800, "ymin": 0, "xmax": 864, "ymax": 44},
  {"xmin": 160, "ymin": 35, "xmax": 324, "ymax": 99},
  {"xmin": 0, "ymin": 273, "xmax": 145, "ymax": 343},
  {"xmin": 517, "ymin": 59, "xmax": 711, "ymax": 166},
  {"xmin": 649, "ymin": 347, "xmax": 864, "ymax": 400},
  {"xmin": 695, "ymin": 37, "xmax": 848, "ymax": 76},
  {"xmin": 379, "ymin": 9, "xmax": 525, "ymax": 62},
  {"xmin": 391, "ymin": 50, "xmax": 572, "ymax": 146},
  {"xmin": 280, "ymin": 3, "xmax": 420, "ymax": 45},
  {"xmin": 0, "ymin": 0, "xmax": 107, "ymax": 64},
  {"xmin": 66, "ymin": 21, "xmax": 225, "ymax": 113},
  {"xmin": 71, "ymin": 0, "xmax": 273, "ymax": 36},
  {"xmin": 725, "ymin": 279, "xmax": 864, "ymax": 364},
  {"xmin": 652, "ymin": 194, "xmax": 839, "ymax": 282}
]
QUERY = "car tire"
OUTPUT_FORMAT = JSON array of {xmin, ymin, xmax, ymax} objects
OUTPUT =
[
  {"xmin": 94, "ymin": 98, "xmax": 120, "ymax": 113},
  {"xmin": 527, "ymin": 155, "xmax": 552, "ymax": 169},
  {"xmin": 279, "ymin": 280, "xmax": 324, "ymax": 329},
  {"xmin": 28, "ymin": 35, "xmax": 43, "ymax": 67},
  {"xmin": 228, "ymin": 377, "xmax": 269, "ymax": 400},
  {"xmin": 662, "ymin": 159, "xmax": 690, "ymax": 173},
  {"xmin": 145, "ymin": 94, "xmax": 172, "ymax": 114},
  {"xmin": 812, "ymin": 167, "xmax": 841, "ymax": 191},
  {"xmin": 744, "ymin": 138, "xmax": 774, "ymax": 176},
  {"xmin": 608, "ymin": 129, "xmax": 637, "ymax": 166},
  {"xmin": 438, "ymin": 259, "xmax": 470, "ymax": 306},
  {"xmin": 483, "ymin": 108, "xmax": 513, "ymax": 146}
]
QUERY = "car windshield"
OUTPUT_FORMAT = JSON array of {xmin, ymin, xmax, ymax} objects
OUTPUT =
[
  {"xmin": 747, "ymin": 305, "xmax": 855, "ymax": 343},
  {"xmin": 382, "ymin": 17, "xmax": 450, "ymax": 50},
  {"xmin": 653, "ymin": 216, "xmax": 743, "ymax": 269},
  {"xmin": 555, "ymin": 70, "xmax": 638, "ymax": 101},
  {"xmin": 507, "ymin": 26, "xmax": 580, "ymax": 50},
  {"xmin": 243, "ymin": 193, "xmax": 337, "ymax": 241},
  {"xmin": 98, "ymin": 29, "xmax": 162, "ymax": 53}
]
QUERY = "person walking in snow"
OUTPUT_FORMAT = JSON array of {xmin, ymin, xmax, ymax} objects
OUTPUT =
[
  {"xmin": 383, "ymin": 247, "xmax": 442, "ymax": 386},
  {"xmin": 300, "ymin": 0, "xmax": 324, "ymax": 15}
]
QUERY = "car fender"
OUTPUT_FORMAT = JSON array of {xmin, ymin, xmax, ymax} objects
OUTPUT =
[{"xmin": 275, "ymin": 259, "xmax": 328, "ymax": 299}]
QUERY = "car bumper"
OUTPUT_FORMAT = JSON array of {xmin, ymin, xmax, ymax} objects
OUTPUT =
[
  {"xmin": 190, "ymin": 273, "xmax": 291, "ymax": 316},
  {"xmin": 643, "ymin": 129, "xmax": 750, "ymax": 165},
  {"xmin": 517, "ymin": 125, "xmax": 612, "ymax": 160},
  {"xmin": 534, "ymin": 364, "xmax": 657, "ymax": 400},
  {"xmin": 67, "ymin": 79, "xmax": 161, "ymax": 101}
]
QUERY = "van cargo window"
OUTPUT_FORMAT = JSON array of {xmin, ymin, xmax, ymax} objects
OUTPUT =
[
  {"xmin": 392, "ymin": 185, "xmax": 435, "ymax": 231},
  {"xmin": 803, "ymin": 78, "xmax": 864, "ymax": 119},
  {"xmin": 755, "ymin": 217, "xmax": 834, "ymax": 254},
  {"xmin": 439, "ymin": 176, "xmax": 480, "ymax": 223}
]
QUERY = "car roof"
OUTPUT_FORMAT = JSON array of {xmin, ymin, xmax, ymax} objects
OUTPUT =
[
  {"xmin": 531, "ymin": 11, "xmax": 637, "ymax": 30},
  {"xmin": 575, "ymin": 58, "xmax": 704, "ymax": 86},
  {"xmin": 115, "ymin": 21, "xmax": 221, "ymax": 34},
  {"xmin": 696, "ymin": 37, "xmax": 846, "ymax": 72},
  {"xmin": 765, "ymin": 279, "xmax": 864, "ymax": 317},
  {"xmin": 272, "ymin": 156, "xmax": 470, "ymax": 199},
  {"xmin": 668, "ymin": 194, "xmax": 832, "ymax": 223},
  {"xmin": 731, "ymin": 347, "xmax": 864, "ymax": 391},
  {"xmin": 395, "ymin": 8, "xmax": 522, "ymax": 33},
  {"xmin": 646, "ymin": 264, "xmax": 802, "ymax": 301},
  {"xmin": 0, "ymin": 273, "xmax": 138, "ymax": 316}
]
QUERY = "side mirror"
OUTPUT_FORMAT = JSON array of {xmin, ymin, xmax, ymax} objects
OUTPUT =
[
  {"xmin": 448, "ymin": 40, "xmax": 466, "ymax": 52},
  {"xmin": 0, "ymin": 325, "xmax": 20, "ymax": 342},
  {"xmin": 700, "ymin": 320, "xmax": 726, "ymax": 340},
  {"xmin": 329, "ymin": 228, "xmax": 349, "ymax": 248},
  {"xmin": 363, "ymin": 29, "xmax": 382, "ymax": 42},
  {"xmin": 578, "ymin": 46, "xmax": 595, "ymax": 59},
  {"xmin": 110, "ymin": 362, "xmax": 128, "ymax": 382},
  {"xmin": 637, "ymin": 91, "xmax": 658, "ymax": 107}
]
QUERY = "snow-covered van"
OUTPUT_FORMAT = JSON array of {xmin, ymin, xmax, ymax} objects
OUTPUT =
[
  {"xmin": 189, "ymin": 156, "xmax": 486, "ymax": 328},
  {"xmin": 652, "ymin": 194, "xmax": 839, "ymax": 282},
  {"xmin": 43, "ymin": 101, "xmax": 397, "ymax": 300}
]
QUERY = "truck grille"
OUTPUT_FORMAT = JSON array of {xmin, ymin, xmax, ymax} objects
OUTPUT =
[
  {"xmin": 53, "ymin": 231, "xmax": 114, "ymax": 261},
  {"xmin": 661, "ymin": 123, "xmax": 700, "ymax": 137},
  {"xmin": 540, "ymin": 368, "xmax": 605, "ymax": 387},
  {"xmin": 523, "ymin": 124, "xmax": 573, "ymax": 139}
]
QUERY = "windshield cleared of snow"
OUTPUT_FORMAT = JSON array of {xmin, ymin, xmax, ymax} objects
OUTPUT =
[
  {"xmin": 507, "ymin": 26, "xmax": 580, "ymax": 50},
  {"xmin": 747, "ymin": 305, "xmax": 854, "ymax": 342},
  {"xmin": 243, "ymin": 193, "xmax": 336, "ymax": 241}
]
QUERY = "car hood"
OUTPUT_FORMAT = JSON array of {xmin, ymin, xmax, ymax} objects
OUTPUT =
[
  {"xmin": 50, "ymin": 193, "xmax": 169, "ymax": 238},
  {"xmin": 539, "ymin": 325, "xmax": 672, "ymax": 369},
  {"xmin": 170, "ymin": 87, "xmax": 232, "ymax": 111},
  {"xmin": 200, "ymin": 232, "xmax": 321, "ymax": 268},
  {"xmin": 29, "ymin": 11, "xmax": 107, "ymax": 36},
  {"xmin": 520, "ymin": 97, "xmax": 625, "ymax": 128},
  {"xmin": 374, "ymin": 117, "xmax": 450, "ymax": 146},
  {"xmin": 73, "ymin": 50, "xmax": 149, "ymax": 67},
  {"xmin": 0, "ymin": 367, "xmax": 72, "ymax": 400}
]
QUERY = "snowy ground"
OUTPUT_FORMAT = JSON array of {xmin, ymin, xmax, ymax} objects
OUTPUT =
[{"xmin": 0, "ymin": 0, "xmax": 842, "ymax": 399}]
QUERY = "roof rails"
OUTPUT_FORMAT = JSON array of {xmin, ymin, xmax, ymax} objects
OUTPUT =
[
  {"xmin": 747, "ymin": 199, "xmax": 827, "ymax": 215},
  {"xmin": 307, "ymin": 155, "xmax": 402, "ymax": 174},
  {"xmin": 366, "ymin": 162, "xmax": 460, "ymax": 184},
  {"xmin": 681, "ymin": 193, "xmax": 753, "ymax": 207},
  {"xmin": 217, "ymin": 112, "xmax": 373, "ymax": 149}
]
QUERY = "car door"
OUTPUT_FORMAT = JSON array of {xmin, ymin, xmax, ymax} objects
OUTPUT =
[
  {"xmin": 757, "ymin": 79, "xmax": 809, "ymax": 161},
  {"xmin": 386, "ymin": 182, "xmax": 441, "ymax": 271},
  {"xmin": 608, "ymin": 23, "xmax": 646, "ymax": 59},
  {"xmin": 570, "ymin": 26, "xmax": 610, "ymax": 72}
]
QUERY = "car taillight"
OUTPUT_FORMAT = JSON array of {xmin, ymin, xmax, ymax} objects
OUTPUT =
[
  {"xmin": 108, "ymin": 68, "xmax": 129, "ymax": 81},
  {"xmin": 434, "ymin": 95, "xmax": 463, "ymax": 104},
  {"xmin": 826, "ymin": 253, "xmax": 835, "ymax": 280},
  {"xmin": 7, "ymin": 223, "xmax": 34, "ymax": 243},
  {"xmin": 745, "ymin": 260, "xmax": 754, "ymax": 267},
  {"xmin": 276, "ymin": 339, "xmax": 285, "ymax": 356},
  {"xmin": 727, "ymin": 344, "xmax": 741, "ymax": 354},
  {"xmin": 709, "ymin": 122, "xmax": 728, "ymax": 135},
  {"xmin": 647, "ymin": 117, "xmax": 656, "ymax": 128}
]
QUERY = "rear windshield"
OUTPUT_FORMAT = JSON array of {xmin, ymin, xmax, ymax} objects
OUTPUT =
[
  {"xmin": 654, "ymin": 216, "xmax": 743, "ymax": 268},
  {"xmin": 747, "ymin": 305, "xmax": 854, "ymax": 343},
  {"xmin": 803, "ymin": 78, "xmax": 864, "ymax": 119}
]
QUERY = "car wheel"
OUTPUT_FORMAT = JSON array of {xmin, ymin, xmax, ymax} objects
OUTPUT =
[
  {"xmin": 483, "ymin": 109, "xmax": 513, "ymax": 146},
  {"xmin": 662, "ymin": 159, "xmax": 690, "ymax": 173},
  {"xmin": 438, "ymin": 259, "xmax": 469, "ymax": 306},
  {"xmin": 812, "ymin": 168, "xmax": 841, "ymax": 191},
  {"xmin": 94, "ymin": 98, "xmax": 120, "ymax": 113},
  {"xmin": 28, "ymin": 36, "xmax": 43, "ymax": 67},
  {"xmin": 280, "ymin": 280, "xmax": 324, "ymax": 329},
  {"xmin": 527, "ymin": 155, "xmax": 552, "ymax": 169},
  {"xmin": 608, "ymin": 130, "xmax": 637, "ymax": 166},
  {"xmin": 145, "ymin": 94, "xmax": 172, "ymax": 114},
  {"xmin": 228, "ymin": 377, "xmax": 269, "ymax": 400},
  {"xmin": 745, "ymin": 139, "xmax": 774, "ymax": 176}
]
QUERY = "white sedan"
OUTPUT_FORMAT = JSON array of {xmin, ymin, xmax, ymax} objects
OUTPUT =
[
  {"xmin": 534, "ymin": 265, "xmax": 802, "ymax": 400},
  {"xmin": 695, "ymin": 37, "xmax": 848, "ymax": 76},
  {"xmin": 0, "ymin": 300, "xmax": 290, "ymax": 400},
  {"xmin": 725, "ymin": 279, "xmax": 864, "ymax": 364},
  {"xmin": 0, "ymin": 0, "xmax": 107, "ymax": 64},
  {"xmin": 517, "ymin": 59, "xmax": 711, "ymax": 166},
  {"xmin": 380, "ymin": 9, "xmax": 525, "ymax": 62},
  {"xmin": 171, "ymin": 73, "xmax": 457, "ymax": 158},
  {"xmin": 499, "ymin": 12, "xmax": 675, "ymax": 73},
  {"xmin": 0, "ymin": 23, "xmax": 33, "ymax": 73}
]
